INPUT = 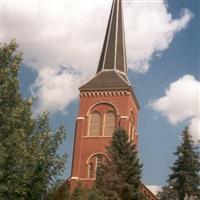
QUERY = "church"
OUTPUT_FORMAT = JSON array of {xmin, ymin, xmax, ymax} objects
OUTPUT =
[{"xmin": 68, "ymin": 0, "xmax": 158, "ymax": 199}]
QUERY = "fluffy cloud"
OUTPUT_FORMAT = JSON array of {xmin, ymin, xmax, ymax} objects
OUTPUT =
[
  {"xmin": 125, "ymin": 2, "xmax": 192, "ymax": 73},
  {"xmin": 147, "ymin": 185, "xmax": 162, "ymax": 195},
  {"xmin": 32, "ymin": 67, "xmax": 81, "ymax": 115},
  {"xmin": 150, "ymin": 75, "xmax": 200, "ymax": 143},
  {"xmin": 2, "ymin": 0, "xmax": 192, "ymax": 113}
]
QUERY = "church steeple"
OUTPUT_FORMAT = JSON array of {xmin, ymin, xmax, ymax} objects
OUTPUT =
[
  {"xmin": 69, "ymin": 1, "xmax": 157, "ymax": 199},
  {"xmin": 97, "ymin": 0, "xmax": 127, "ymax": 74},
  {"xmin": 80, "ymin": 0, "xmax": 133, "ymax": 93}
]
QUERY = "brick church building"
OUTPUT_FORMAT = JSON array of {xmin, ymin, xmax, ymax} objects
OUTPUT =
[{"xmin": 68, "ymin": 0, "xmax": 158, "ymax": 199}]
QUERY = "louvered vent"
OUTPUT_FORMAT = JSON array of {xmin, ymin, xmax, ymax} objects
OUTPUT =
[{"xmin": 89, "ymin": 112, "xmax": 101, "ymax": 136}]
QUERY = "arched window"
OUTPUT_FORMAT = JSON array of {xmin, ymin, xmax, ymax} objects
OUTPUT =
[
  {"xmin": 96, "ymin": 155, "xmax": 103, "ymax": 170},
  {"xmin": 87, "ymin": 153, "xmax": 107, "ymax": 178},
  {"xmin": 89, "ymin": 112, "xmax": 101, "ymax": 136},
  {"xmin": 104, "ymin": 111, "xmax": 116, "ymax": 136},
  {"xmin": 88, "ymin": 162, "xmax": 94, "ymax": 178}
]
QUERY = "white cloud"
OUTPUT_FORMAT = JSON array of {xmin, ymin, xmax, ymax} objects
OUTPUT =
[
  {"xmin": 125, "ymin": 2, "xmax": 192, "ymax": 73},
  {"xmin": 150, "ymin": 75, "xmax": 200, "ymax": 143},
  {"xmin": 147, "ymin": 185, "xmax": 162, "ymax": 195},
  {"xmin": 32, "ymin": 67, "xmax": 81, "ymax": 115},
  {"xmin": 2, "ymin": 0, "xmax": 192, "ymax": 113},
  {"xmin": 189, "ymin": 117, "xmax": 200, "ymax": 144}
]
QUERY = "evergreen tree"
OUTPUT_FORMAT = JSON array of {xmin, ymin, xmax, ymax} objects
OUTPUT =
[
  {"xmin": 95, "ymin": 128, "xmax": 146, "ymax": 200},
  {"xmin": 158, "ymin": 127, "xmax": 200, "ymax": 200},
  {"xmin": 70, "ymin": 183, "xmax": 85, "ymax": 200},
  {"xmin": 86, "ymin": 187, "xmax": 104, "ymax": 200},
  {"xmin": 49, "ymin": 181, "xmax": 70, "ymax": 200},
  {"xmin": 157, "ymin": 186, "xmax": 178, "ymax": 200},
  {"xmin": 0, "ymin": 40, "xmax": 67, "ymax": 200}
]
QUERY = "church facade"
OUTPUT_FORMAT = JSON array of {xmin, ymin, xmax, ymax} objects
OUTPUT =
[{"xmin": 68, "ymin": 0, "xmax": 158, "ymax": 199}]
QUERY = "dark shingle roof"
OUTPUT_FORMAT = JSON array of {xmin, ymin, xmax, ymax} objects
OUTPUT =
[
  {"xmin": 80, "ymin": 71, "xmax": 130, "ymax": 91},
  {"xmin": 97, "ymin": 0, "xmax": 127, "ymax": 74}
]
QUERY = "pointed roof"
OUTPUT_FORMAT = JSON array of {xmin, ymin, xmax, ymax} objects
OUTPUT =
[
  {"xmin": 80, "ymin": 71, "xmax": 130, "ymax": 91},
  {"xmin": 79, "ymin": 0, "xmax": 139, "ymax": 109},
  {"xmin": 97, "ymin": 0, "xmax": 127, "ymax": 74}
]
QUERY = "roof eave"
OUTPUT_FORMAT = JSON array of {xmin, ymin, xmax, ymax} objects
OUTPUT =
[{"xmin": 79, "ymin": 86, "xmax": 140, "ymax": 110}]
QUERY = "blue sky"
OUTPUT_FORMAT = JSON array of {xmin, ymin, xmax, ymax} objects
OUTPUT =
[
  {"xmin": 132, "ymin": 0, "xmax": 199, "ymax": 185},
  {"xmin": 2, "ymin": 0, "xmax": 199, "ymax": 192}
]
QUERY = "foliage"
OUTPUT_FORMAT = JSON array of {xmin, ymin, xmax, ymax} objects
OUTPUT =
[
  {"xmin": 157, "ymin": 186, "xmax": 178, "ymax": 200},
  {"xmin": 0, "ymin": 40, "xmax": 67, "ymax": 200},
  {"xmin": 70, "ymin": 183, "xmax": 86, "ymax": 200},
  {"xmin": 158, "ymin": 127, "xmax": 200, "ymax": 200},
  {"xmin": 86, "ymin": 187, "xmax": 104, "ymax": 200},
  {"xmin": 51, "ymin": 182, "xmax": 104, "ymax": 200},
  {"xmin": 49, "ymin": 181, "xmax": 70, "ymax": 200},
  {"xmin": 94, "ymin": 128, "xmax": 146, "ymax": 200}
]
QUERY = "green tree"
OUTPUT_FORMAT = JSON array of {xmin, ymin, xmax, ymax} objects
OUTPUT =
[
  {"xmin": 0, "ymin": 40, "xmax": 67, "ymax": 200},
  {"xmin": 48, "ymin": 181, "xmax": 70, "ymax": 200},
  {"xmin": 158, "ymin": 127, "xmax": 200, "ymax": 200},
  {"xmin": 86, "ymin": 187, "xmax": 103, "ymax": 200},
  {"xmin": 70, "ymin": 183, "xmax": 85, "ymax": 200},
  {"xmin": 157, "ymin": 186, "xmax": 178, "ymax": 200},
  {"xmin": 69, "ymin": 185, "xmax": 104, "ymax": 200},
  {"xmin": 95, "ymin": 128, "xmax": 146, "ymax": 200},
  {"xmin": 25, "ymin": 113, "xmax": 67, "ymax": 200}
]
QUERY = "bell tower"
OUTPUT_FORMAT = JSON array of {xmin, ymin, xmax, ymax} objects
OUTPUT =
[{"xmin": 68, "ymin": 0, "xmax": 140, "ymax": 191}]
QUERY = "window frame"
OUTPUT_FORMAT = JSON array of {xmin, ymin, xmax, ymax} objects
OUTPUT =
[
  {"xmin": 88, "ymin": 111, "xmax": 102, "ymax": 137},
  {"xmin": 103, "ymin": 111, "xmax": 116, "ymax": 136},
  {"xmin": 87, "ymin": 153, "xmax": 108, "ymax": 179}
]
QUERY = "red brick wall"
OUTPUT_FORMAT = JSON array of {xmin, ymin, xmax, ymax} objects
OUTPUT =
[
  {"xmin": 68, "ymin": 90, "xmax": 158, "ymax": 199},
  {"xmin": 69, "ymin": 90, "xmax": 139, "ymax": 191},
  {"xmin": 141, "ymin": 184, "xmax": 158, "ymax": 200}
]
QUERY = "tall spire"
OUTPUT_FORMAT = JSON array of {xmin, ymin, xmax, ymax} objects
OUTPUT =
[
  {"xmin": 79, "ymin": 0, "xmax": 139, "ymax": 108},
  {"xmin": 80, "ymin": 0, "xmax": 130, "ymax": 90},
  {"xmin": 97, "ymin": 0, "xmax": 127, "ymax": 75}
]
